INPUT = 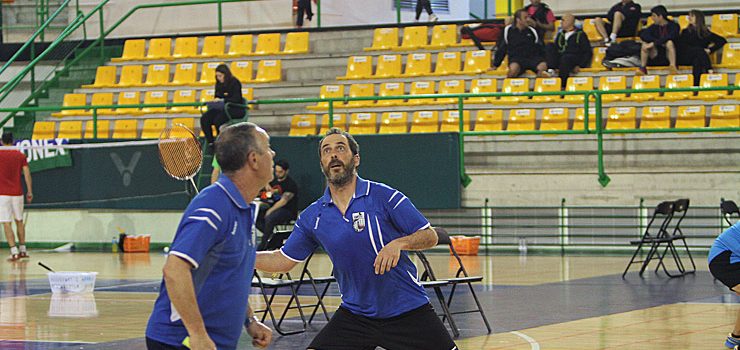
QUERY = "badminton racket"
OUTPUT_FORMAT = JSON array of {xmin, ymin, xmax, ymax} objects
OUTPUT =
[{"xmin": 158, "ymin": 123, "xmax": 203, "ymax": 194}]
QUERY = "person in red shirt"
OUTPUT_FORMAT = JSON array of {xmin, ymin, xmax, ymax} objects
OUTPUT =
[{"xmin": 0, "ymin": 133, "xmax": 33, "ymax": 262}]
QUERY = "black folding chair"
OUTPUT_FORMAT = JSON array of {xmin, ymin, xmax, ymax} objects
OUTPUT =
[
  {"xmin": 622, "ymin": 201, "xmax": 674, "ymax": 278},
  {"xmin": 722, "ymin": 200, "xmax": 740, "ymax": 226},
  {"xmin": 654, "ymin": 199, "xmax": 696, "ymax": 277},
  {"xmin": 415, "ymin": 251, "xmax": 461, "ymax": 338}
]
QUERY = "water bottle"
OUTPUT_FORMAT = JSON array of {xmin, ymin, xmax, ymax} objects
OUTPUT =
[
  {"xmin": 518, "ymin": 237, "xmax": 527, "ymax": 254},
  {"xmin": 112, "ymin": 237, "xmax": 118, "ymax": 253}
]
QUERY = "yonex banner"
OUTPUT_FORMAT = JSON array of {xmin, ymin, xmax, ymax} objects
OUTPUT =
[{"xmin": 14, "ymin": 138, "xmax": 73, "ymax": 172}]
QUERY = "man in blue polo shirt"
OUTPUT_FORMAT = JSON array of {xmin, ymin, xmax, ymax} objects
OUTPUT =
[
  {"xmin": 146, "ymin": 122, "xmax": 274, "ymax": 350},
  {"xmin": 256, "ymin": 128, "xmax": 457, "ymax": 350},
  {"xmin": 709, "ymin": 221, "xmax": 740, "ymax": 350}
]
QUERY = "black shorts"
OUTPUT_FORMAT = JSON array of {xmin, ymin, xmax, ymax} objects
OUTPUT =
[
  {"xmin": 510, "ymin": 56, "xmax": 545, "ymax": 74},
  {"xmin": 605, "ymin": 21, "xmax": 638, "ymax": 38},
  {"xmin": 647, "ymin": 46, "xmax": 670, "ymax": 67},
  {"xmin": 710, "ymin": 251, "xmax": 740, "ymax": 291},
  {"xmin": 308, "ymin": 303, "xmax": 457, "ymax": 350},
  {"xmin": 145, "ymin": 337, "xmax": 188, "ymax": 350}
]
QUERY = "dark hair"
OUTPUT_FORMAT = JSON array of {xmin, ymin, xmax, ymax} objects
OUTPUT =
[
  {"xmin": 215, "ymin": 63, "xmax": 234, "ymax": 82},
  {"xmin": 215, "ymin": 122, "xmax": 262, "ymax": 173},
  {"xmin": 688, "ymin": 9, "xmax": 710, "ymax": 38},
  {"xmin": 318, "ymin": 128, "xmax": 359, "ymax": 157},
  {"xmin": 1, "ymin": 132, "xmax": 13, "ymax": 145},
  {"xmin": 514, "ymin": 9, "xmax": 528, "ymax": 24},
  {"xmin": 650, "ymin": 5, "xmax": 668, "ymax": 20},
  {"xmin": 275, "ymin": 159, "xmax": 290, "ymax": 171}
]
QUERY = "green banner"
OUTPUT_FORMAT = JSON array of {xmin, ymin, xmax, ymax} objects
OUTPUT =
[{"xmin": 15, "ymin": 138, "xmax": 73, "ymax": 172}]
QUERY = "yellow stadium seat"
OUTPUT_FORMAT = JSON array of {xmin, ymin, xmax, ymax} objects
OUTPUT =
[
  {"xmin": 675, "ymin": 105, "xmax": 706, "ymax": 128},
  {"xmin": 581, "ymin": 47, "xmax": 607, "ymax": 72},
  {"xmin": 717, "ymin": 42, "xmax": 740, "ymax": 68},
  {"xmin": 144, "ymin": 64, "xmax": 171, "ymax": 86},
  {"xmin": 200, "ymin": 89, "xmax": 215, "ymax": 104},
  {"xmin": 397, "ymin": 26, "xmax": 428, "ymax": 50},
  {"xmin": 32, "ymin": 121, "xmax": 55, "ymax": 139},
  {"xmin": 338, "ymin": 56, "xmax": 372, "ymax": 80},
  {"xmin": 640, "ymin": 106, "xmax": 671, "ymax": 129},
  {"xmin": 375, "ymin": 54, "xmax": 402, "ymax": 78},
  {"xmin": 230, "ymin": 61, "xmax": 253, "ymax": 83},
  {"xmin": 711, "ymin": 14, "xmax": 739, "ymax": 38},
  {"xmin": 375, "ymin": 112, "xmax": 407, "ymax": 134},
  {"xmin": 242, "ymin": 88, "xmax": 254, "ymax": 101},
  {"xmin": 112, "ymin": 39, "xmax": 145, "ymax": 62},
  {"xmin": 169, "ymin": 63, "xmax": 197, "ymax": 86},
  {"xmin": 52, "ymin": 93, "xmax": 87, "ymax": 117},
  {"xmin": 170, "ymin": 90, "xmax": 200, "ymax": 114},
  {"xmin": 172, "ymin": 37, "xmax": 198, "ymax": 59},
  {"xmin": 463, "ymin": 50, "xmax": 491, "ymax": 74},
  {"xmin": 692, "ymin": 73, "xmax": 728, "ymax": 100},
  {"xmin": 403, "ymin": 53, "xmax": 432, "ymax": 77},
  {"xmin": 440, "ymin": 110, "xmax": 471, "ymax": 132},
  {"xmin": 710, "ymin": 105, "xmax": 739, "ymax": 127},
  {"xmin": 112, "ymin": 119, "xmax": 139, "ymax": 139},
  {"xmin": 474, "ymin": 110, "xmax": 504, "ymax": 131},
  {"xmin": 582, "ymin": 18, "xmax": 604, "ymax": 41},
  {"xmin": 90, "ymin": 92, "xmax": 115, "ymax": 115},
  {"xmin": 254, "ymin": 60, "xmax": 282, "ymax": 83},
  {"xmin": 573, "ymin": 107, "xmax": 598, "ymax": 130},
  {"xmin": 659, "ymin": 74, "xmax": 694, "ymax": 101},
  {"xmin": 497, "ymin": 78, "xmax": 529, "ymax": 104},
  {"xmin": 426, "ymin": 25, "xmax": 457, "ymax": 49},
  {"xmin": 433, "ymin": 51, "xmax": 461, "ymax": 76},
  {"xmin": 563, "ymin": 77, "xmax": 593, "ymax": 104},
  {"xmin": 376, "ymin": 82, "xmax": 405, "ymax": 106},
  {"xmin": 436, "ymin": 80, "xmax": 465, "ymax": 104},
  {"xmin": 345, "ymin": 83, "xmax": 374, "ymax": 108},
  {"xmin": 290, "ymin": 115, "xmax": 318, "ymax": 136},
  {"xmin": 349, "ymin": 113, "xmax": 378, "ymax": 134},
  {"xmin": 735, "ymin": 73, "xmax": 740, "ymax": 97},
  {"xmin": 507, "ymin": 109, "xmax": 536, "ymax": 131},
  {"xmin": 83, "ymin": 65, "xmax": 117, "ymax": 88},
  {"xmin": 141, "ymin": 119, "xmax": 167, "ymax": 139},
  {"xmin": 254, "ymin": 33, "xmax": 281, "ymax": 55},
  {"xmin": 141, "ymin": 91, "xmax": 169, "ymax": 114},
  {"xmin": 410, "ymin": 111, "xmax": 439, "ymax": 133},
  {"xmin": 115, "ymin": 91, "xmax": 141, "ymax": 115},
  {"xmin": 540, "ymin": 107, "xmax": 569, "ymax": 131},
  {"xmin": 146, "ymin": 38, "xmax": 172, "ymax": 60},
  {"xmin": 407, "ymin": 81, "xmax": 436, "ymax": 105},
  {"xmin": 628, "ymin": 75, "xmax": 661, "ymax": 101},
  {"xmin": 531, "ymin": 77, "xmax": 562, "ymax": 102},
  {"xmin": 283, "ymin": 32, "xmax": 309, "ymax": 54},
  {"xmin": 226, "ymin": 34, "xmax": 253, "ymax": 57},
  {"xmin": 57, "ymin": 121, "xmax": 83, "ymax": 139},
  {"xmin": 84, "ymin": 120, "xmax": 110, "ymax": 139},
  {"xmin": 319, "ymin": 113, "xmax": 347, "ymax": 134},
  {"xmin": 201, "ymin": 36, "xmax": 225, "ymax": 57},
  {"xmin": 676, "ymin": 15, "xmax": 690, "ymax": 30},
  {"xmin": 467, "ymin": 78, "xmax": 497, "ymax": 104},
  {"xmin": 172, "ymin": 118, "xmax": 196, "ymax": 135},
  {"xmin": 366, "ymin": 28, "xmax": 399, "ymax": 51},
  {"xmin": 606, "ymin": 107, "xmax": 636, "ymax": 130},
  {"xmin": 599, "ymin": 76, "xmax": 627, "ymax": 102},
  {"xmin": 308, "ymin": 85, "xmax": 344, "ymax": 110},
  {"xmin": 117, "ymin": 65, "xmax": 144, "ymax": 87},
  {"xmin": 198, "ymin": 62, "xmax": 221, "ymax": 86}
]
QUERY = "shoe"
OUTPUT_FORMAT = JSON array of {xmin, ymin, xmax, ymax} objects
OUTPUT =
[
  {"xmin": 726, "ymin": 333, "xmax": 740, "ymax": 349},
  {"xmin": 7, "ymin": 254, "xmax": 19, "ymax": 262},
  {"xmin": 668, "ymin": 66, "xmax": 679, "ymax": 75},
  {"xmin": 603, "ymin": 38, "xmax": 612, "ymax": 47},
  {"xmin": 636, "ymin": 67, "xmax": 648, "ymax": 76},
  {"xmin": 538, "ymin": 69, "xmax": 553, "ymax": 78},
  {"xmin": 602, "ymin": 59, "xmax": 617, "ymax": 69},
  {"xmin": 429, "ymin": 14, "xmax": 438, "ymax": 22},
  {"xmin": 19, "ymin": 251, "xmax": 29, "ymax": 259}
]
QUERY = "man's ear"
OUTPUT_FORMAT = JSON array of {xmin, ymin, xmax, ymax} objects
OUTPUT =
[{"xmin": 353, "ymin": 153, "xmax": 360, "ymax": 167}]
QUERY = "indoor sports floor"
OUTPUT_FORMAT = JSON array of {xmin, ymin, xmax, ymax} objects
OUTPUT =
[{"xmin": 0, "ymin": 251, "xmax": 736, "ymax": 349}]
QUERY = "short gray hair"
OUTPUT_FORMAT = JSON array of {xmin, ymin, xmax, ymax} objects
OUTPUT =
[{"xmin": 215, "ymin": 122, "xmax": 262, "ymax": 173}]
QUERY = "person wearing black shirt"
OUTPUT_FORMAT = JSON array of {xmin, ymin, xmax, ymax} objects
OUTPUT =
[
  {"xmin": 200, "ymin": 64, "xmax": 246, "ymax": 148},
  {"xmin": 523, "ymin": 0, "xmax": 556, "ymax": 39},
  {"xmin": 678, "ymin": 9, "xmax": 727, "ymax": 86},
  {"xmin": 595, "ymin": 0, "xmax": 642, "ymax": 45},
  {"xmin": 415, "ymin": 0, "xmax": 438, "ymax": 22},
  {"xmin": 257, "ymin": 159, "xmax": 299, "ymax": 250},
  {"xmin": 546, "ymin": 14, "xmax": 593, "ymax": 88},
  {"xmin": 493, "ymin": 9, "xmax": 549, "ymax": 78},
  {"xmin": 637, "ymin": 5, "xmax": 680, "ymax": 76},
  {"xmin": 296, "ymin": 0, "xmax": 315, "ymax": 28}
]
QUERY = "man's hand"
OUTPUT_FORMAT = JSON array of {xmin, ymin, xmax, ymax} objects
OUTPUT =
[
  {"xmin": 246, "ymin": 319, "xmax": 273, "ymax": 348},
  {"xmin": 705, "ymin": 48, "xmax": 711, "ymax": 54},
  {"xmin": 644, "ymin": 42, "xmax": 655, "ymax": 49},
  {"xmin": 526, "ymin": 17, "xmax": 537, "ymax": 27},
  {"xmin": 188, "ymin": 333, "xmax": 217, "ymax": 350},
  {"xmin": 374, "ymin": 241, "xmax": 401, "ymax": 275},
  {"xmin": 26, "ymin": 193, "xmax": 33, "ymax": 204}
]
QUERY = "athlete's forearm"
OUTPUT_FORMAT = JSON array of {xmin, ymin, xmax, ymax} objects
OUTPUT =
[
  {"xmin": 255, "ymin": 250, "xmax": 297, "ymax": 273},
  {"xmin": 392, "ymin": 227, "xmax": 438, "ymax": 251},
  {"xmin": 163, "ymin": 256, "xmax": 208, "ymax": 338}
]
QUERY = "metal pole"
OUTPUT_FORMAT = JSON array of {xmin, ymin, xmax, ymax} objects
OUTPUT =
[
  {"xmin": 507, "ymin": 0, "xmax": 512, "ymax": 16},
  {"xmin": 484, "ymin": 198, "xmax": 490, "ymax": 256},
  {"xmin": 316, "ymin": 0, "xmax": 321, "ymax": 28},
  {"xmin": 99, "ymin": 8, "xmax": 104, "ymax": 64},
  {"xmin": 396, "ymin": 0, "xmax": 401, "ymax": 24},
  {"xmin": 458, "ymin": 97, "xmax": 471, "ymax": 187},
  {"xmin": 484, "ymin": 0, "xmax": 488, "ymax": 19},
  {"xmin": 217, "ymin": 0, "xmax": 222, "ymax": 33},
  {"xmin": 595, "ymin": 93, "xmax": 610, "ymax": 187},
  {"xmin": 328, "ymin": 100, "xmax": 334, "ymax": 128},
  {"xmin": 92, "ymin": 109, "xmax": 98, "ymax": 139}
]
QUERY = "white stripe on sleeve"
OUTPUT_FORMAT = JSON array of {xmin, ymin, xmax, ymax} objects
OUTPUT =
[
  {"xmin": 392, "ymin": 196, "xmax": 407, "ymax": 209},
  {"xmin": 187, "ymin": 216, "xmax": 218, "ymax": 231},
  {"xmin": 194, "ymin": 208, "xmax": 222, "ymax": 222},
  {"xmin": 169, "ymin": 251, "xmax": 199, "ymax": 269},
  {"xmin": 279, "ymin": 248, "xmax": 307, "ymax": 263}
]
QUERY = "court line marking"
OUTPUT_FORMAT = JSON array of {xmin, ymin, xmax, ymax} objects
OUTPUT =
[{"xmin": 510, "ymin": 331, "xmax": 541, "ymax": 350}]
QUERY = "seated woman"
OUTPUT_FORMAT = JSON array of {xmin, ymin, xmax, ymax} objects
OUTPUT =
[
  {"xmin": 200, "ymin": 64, "xmax": 246, "ymax": 149},
  {"xmin": 678, "ymin": 9, "xmax": 726, "ymax": 86}
]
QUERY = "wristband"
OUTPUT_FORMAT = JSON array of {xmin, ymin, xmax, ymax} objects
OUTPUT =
[{"xmin": 244, "ymin": 315, "xmax": 259, "ymax": 327}]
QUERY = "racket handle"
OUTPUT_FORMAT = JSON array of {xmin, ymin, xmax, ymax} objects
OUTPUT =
[
  {"xmin": 38, "ymin": 261, "xmax": 55, "ymax": 272},
  {"xmin": 189, "ymin": 178, "xmax": 199, "ymax": 194}
]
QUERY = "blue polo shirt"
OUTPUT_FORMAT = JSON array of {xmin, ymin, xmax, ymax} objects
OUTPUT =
[
  {"xmin": 146, "ymin": 174, "xmax": 257, "ymax": 350},
  {"xmin": 709, "ymin": 221, "xmax": 740, "ymax": 264},
  {"xmin": 281, "ymin": 176, "xmax": 430, "ymax": 318}
]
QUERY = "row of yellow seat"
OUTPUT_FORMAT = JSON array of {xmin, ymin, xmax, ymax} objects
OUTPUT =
[
  {"xmin": 366, "ymin": 14, "xmax": 739, "ymax": 52},
  {"xmin": 112, "ymin": 32, "xmax": 309, "ymax": 62},
  {"xmin": 32, "ymin": 118, "xmax": 197, "ymax": 140},
  {"xmin": 84, "ymin": 60, "xmax": 281, "ymax": 88},
  {"xmin": 311, "ymin": 73, "xmax": 739, "ymax": 110},
  {"xmin": 291, "ymin": 105, "xmax": 739, "ymax": 135},
  {"xmin": 52, "ymin": 89, "xmax": 253, "ymax": 117}
]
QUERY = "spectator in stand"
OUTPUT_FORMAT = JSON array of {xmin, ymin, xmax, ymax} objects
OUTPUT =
[
  {"xmin": 295, "ymin": 0, "xmax": 316, "ymax": 28},
  {"xmin": 256, "ymin": 159, "xmax": 299, "ymax": 250},
  {"xmin": 493, "ymin": 9, "xmax": 550, "ymax": 78},
  {"xmin": 461, "ymin": 22, "xmax": 503, "ymax": 50},
  {"xmin": 415, "ymin": 0, "xmax": 438, "ymax": 22},
  {"xmin": 637, "ymin": 5, "xmax": 680, "ymax": 76},
  {"xmin": 594, "ymin": 0, "xmax": 643, "ymax": 46},
  {"xmin": 523, "ymin": 0, "xmax": 556, "ymax": 38},
  {"xmin": 200, "ymin": 64, "xmax": 246, "ymax": 151},
  {"xmin": 546, "ymin": 14, "xmax": 593, "ymax": 89},
  {"xmin": 678, "ymin": 9, "xmax": 726, "ymax": 86}
]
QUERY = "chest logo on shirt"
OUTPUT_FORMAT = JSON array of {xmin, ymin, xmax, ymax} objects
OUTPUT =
[{"xmin": 352, "ymin": 212, "xmax": 366, "ymax": 232}]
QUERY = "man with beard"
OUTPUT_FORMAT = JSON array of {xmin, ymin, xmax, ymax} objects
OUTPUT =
[{"xmin": 255, "ymin": 128, "xmax": 457, "ymax": 350}]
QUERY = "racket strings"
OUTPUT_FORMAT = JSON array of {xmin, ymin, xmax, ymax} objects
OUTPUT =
[{"xmin": 158, "ymin": 125, "xmax": 203, "ymax": 181}]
